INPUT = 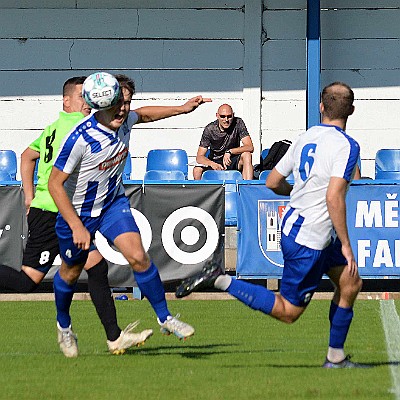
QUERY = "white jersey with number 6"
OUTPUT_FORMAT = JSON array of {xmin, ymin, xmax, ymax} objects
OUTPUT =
[{"xmin": 275, "ymin": 124, "xmax": 360, "ymax": 250}]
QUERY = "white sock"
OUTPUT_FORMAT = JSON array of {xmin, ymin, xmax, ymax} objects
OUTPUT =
[
  {"xmin": 214, "ymin": 275, "xmax": 232, "ymax": 291},
  {"xmin": 326, "ymin": 347, "xmax": 345, "ymax": 363},
  {"xmin": 57, "ymin": 322, "xmax": 72, "ymax": 331}
]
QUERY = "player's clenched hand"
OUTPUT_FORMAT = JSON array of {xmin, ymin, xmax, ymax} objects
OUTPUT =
[
  {"xmin": 72, "ymin": 225, "xmax": 91, "ymax": 250},
  {"xmin": 181, "ymin": 96, "xmax": 212, "ymax": 113}
]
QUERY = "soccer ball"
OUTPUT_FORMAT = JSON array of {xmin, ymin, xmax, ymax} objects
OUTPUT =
[{"xmin": 82, "ymin": 72, "xmax": 120, "ymax": 110}]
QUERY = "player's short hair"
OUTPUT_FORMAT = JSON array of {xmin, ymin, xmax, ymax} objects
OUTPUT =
[
  {"xmin": 321, "ymin": 82, "xmax": 354, "ymax": 120},
  {"xmin": 115, "ymin": 74, "xmax": 136, "ymax": 96},
  {"xmin": 63, "ymin": 76, "xmax": 87, "ymax": 97}
]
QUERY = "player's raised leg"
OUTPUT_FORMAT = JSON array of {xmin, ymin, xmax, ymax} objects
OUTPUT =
[{"xmin": 176, "ymin": 261, "xmax": 305, "ymax": 324}]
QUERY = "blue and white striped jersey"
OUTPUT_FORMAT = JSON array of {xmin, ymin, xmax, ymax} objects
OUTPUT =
[
  {"xmin": 276, "ymin": 124, "xmax": 360, "ymax": 250},
  {"xmin": 54, "ymin": 111, "xmax": 139, "ymax": 217}
]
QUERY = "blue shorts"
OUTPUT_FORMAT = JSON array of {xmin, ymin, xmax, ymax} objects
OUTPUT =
[
  {"xmin": 56, "ymin": 195, "xmax": 139, "ymax": 266},
  {"xmin": 280, "ymin": 234, "xmax": 347, "ymax": 307}
]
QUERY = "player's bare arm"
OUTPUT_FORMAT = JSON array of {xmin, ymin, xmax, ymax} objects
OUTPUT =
[
  {"xmin": 134, "ymin": 95, "xmax": 212, "ymax": 123},
  {"xmin": 48, "ymin": 166, "xmax": 91, "ymax": 250},
  {"xmin": 326, "ymin": 176, "xmax": 357, "ymax": 276},
  {"xmin": 266, "ymin": 168, "xmax": 293, "ymax": 196},
  {"xmin": 21, "ymin": 147, "xmax": 40, "ymax": 213}
]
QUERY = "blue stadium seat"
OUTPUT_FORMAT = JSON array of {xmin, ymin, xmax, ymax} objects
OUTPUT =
[
  {"xmin": 0, "ymin": 170, "xmax": 12, "ymax": 182},
  {"xmin": 0, "ymin": 150, "xmax": 17, "ymax": 180},
  {"xmin": 202, "ymin": 170, "xmax": 242, "ymax": 226},
  {"xmin": 123, "ymin": 151, "xmax": 132, "ymax": 180},
  {"xmin": 259, "ymin": 170, "xmax": 294, "ymax": 183},
  {"xmin": 375, "ymin": 170, "xmax": 400, "ymax": 180},
  {"xmin": 261, "ymin": 148, "xmax": 270, "ymax": 160},
  {"xmin": 259, "ymin": 170, "xmax": 271, "ymax": 181},
  {"xmin": 201, "ymin": 169, "xmax": 243, "ymax": 193},
  {"xmin": 201, "ymin": 169, "xmax": 243, "ymax": 182},
  {"xmin": 144, "ymin": 170, "xmax": 186, "ymax": 181},
  {"xmin": 146, "ymin": 149, "xmax": 188, "ymax": 178},
  {"xmin": 375, "ymin": 149, "xmax": 400, "ymax": 179},
  {"xmin": 225, "ymin": 191, "xmax": 239, "ymax": 226}
]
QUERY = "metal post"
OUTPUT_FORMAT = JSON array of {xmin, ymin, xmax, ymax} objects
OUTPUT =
[{"xmin": 306, "ymin": 0, "xmax": 321, "ymax": 128}]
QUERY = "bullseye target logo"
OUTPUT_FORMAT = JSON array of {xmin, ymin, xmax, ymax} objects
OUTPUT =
[
  {"xmin": 162, "ymin": 206, "xmax": 219, "ymax": 264},
  {"xmin": 96, "ymin": 206, "xmax": 219, "ymax": 265}
]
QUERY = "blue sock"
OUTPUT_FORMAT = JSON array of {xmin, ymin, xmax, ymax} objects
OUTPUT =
[
  {"xmin": 53, "ymin": 271, "xmax": 77, "ymax": 328},
  {"xmin": 329, "ymin": 301, "xmax": 339, "ymax": 324},
  {"xmin": 329, "ymin": 306, "xmax": 353, "ymax": 349},
  {"xmin": 227, "ymin": 278, "xmax": 276, "ymax": 315},
  {"xmin": 134, "ymin": 262, "xmax": 170, "ymax": 323}
]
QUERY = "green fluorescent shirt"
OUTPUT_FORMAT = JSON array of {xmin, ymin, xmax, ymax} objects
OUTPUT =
[{"xmin": 29, "ymin": 111, "xmax": 85, "ymax": 212}]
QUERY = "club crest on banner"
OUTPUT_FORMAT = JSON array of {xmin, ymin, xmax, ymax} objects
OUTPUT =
[{"xmin": 258, "ymin": 199, "xmax": 289, "ymax": 267}]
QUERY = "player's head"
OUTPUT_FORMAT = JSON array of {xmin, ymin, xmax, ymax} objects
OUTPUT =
[
  {"xmin": 94, "ymin": 74, "xmax": 135, "ymax": 131},
  {"xmin": 115, "ymin": 74, "xmax": 135, "ymax": 97},
  {"xmin": 320, "ymin": 82, "xmax": 354, "ymax": 120},
  {"xmin": 63, "ymin": 76, "xmax": 91, "ymax": 116},
  {"xmin": 216, "ymin": 104, "xmax": 234, "ymax": 130},
  {"xmin": 114, "ymin": 74, "xmax": 135, "ymax": 122}
]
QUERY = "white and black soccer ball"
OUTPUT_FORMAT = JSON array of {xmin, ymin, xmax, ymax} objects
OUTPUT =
[{"xmin": 82, "ymin": 72, "xmax": 120, "ymax": 110}]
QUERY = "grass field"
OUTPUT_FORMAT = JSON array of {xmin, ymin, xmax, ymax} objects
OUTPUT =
[{"xmin": 0, "ymin": 298, "xmax": 395, "ymax": 400}]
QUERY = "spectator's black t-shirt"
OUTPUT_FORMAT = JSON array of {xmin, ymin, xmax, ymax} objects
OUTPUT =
[{"xmin": 199, "ymin": 117, "xmax": 250, "ymax": 162}]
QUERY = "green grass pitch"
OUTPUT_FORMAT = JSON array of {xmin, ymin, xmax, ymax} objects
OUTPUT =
[{"xmin": 0, "ymin": 299, "xmax": 394, "ymax": 399}]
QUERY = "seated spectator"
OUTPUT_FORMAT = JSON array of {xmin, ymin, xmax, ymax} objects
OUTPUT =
[{"xmin": 193, "ymin": 104, "xmax": 254, "ymax": 180}]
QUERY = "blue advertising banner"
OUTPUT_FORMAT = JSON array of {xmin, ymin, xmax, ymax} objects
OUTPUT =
[
  {"xmin": 347, "ymin": 184, "xmax": 400, "ymax": 276},
  {"xmin": 237, "ymin": 185, "xmax": 289, "ymax": 279},
  {"xmin": 236, "ymin": 182, "xmax": 400, "ymax": 279}
]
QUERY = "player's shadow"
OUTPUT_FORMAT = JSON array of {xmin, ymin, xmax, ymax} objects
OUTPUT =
[
  {"xmin": 221, "ymin": 360, "xmax": 400, "ymax": 369},
  {"xmin": 125, "ymin": 343, "xmax": 286, "ymax": 360},
  {"xmin": 126, "ymin": 343, "xmax": 235, "ymax": 359}
]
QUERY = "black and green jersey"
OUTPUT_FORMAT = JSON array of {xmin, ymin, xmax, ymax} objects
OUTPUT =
[{"xmin": 29, "ymin": 111, "xmax": 84, "ymax": 212}]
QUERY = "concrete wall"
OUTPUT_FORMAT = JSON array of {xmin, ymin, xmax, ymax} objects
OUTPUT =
[{"xmin": 0, "ymin": 0, "xmax": 399, "ymax": 179}]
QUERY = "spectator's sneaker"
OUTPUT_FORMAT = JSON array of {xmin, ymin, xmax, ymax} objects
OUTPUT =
[
  {"xmin": 175, "ymin": 261, "xmax": 223, "ymax": 298},
  {"xmin": 57, "ymin": 323, "xmax": 78, "ymax": 358},
  {"xmin": 107, "ymin": 320, "xmax": 153, "ymax": 355},
  {"xmin": 322, "ymin": 355, "xmax": 371, "ymax": 369},
  {"xmin": 158, "ymin": 314, "xmax": 195, "ymax": 340}
]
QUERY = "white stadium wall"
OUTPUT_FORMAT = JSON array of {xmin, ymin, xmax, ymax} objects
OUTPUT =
[{"xmin": 0, "ymin": 0, "xmax": 399, "ymax": 179}]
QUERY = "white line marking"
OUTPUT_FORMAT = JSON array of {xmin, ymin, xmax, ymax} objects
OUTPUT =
[{"xmin": 380, "ymin": 300, "xmax": 400, "ymax": 399}]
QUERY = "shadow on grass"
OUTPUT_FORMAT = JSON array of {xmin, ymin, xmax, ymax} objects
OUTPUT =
[
  {"xmin": 124, "ymin": 343, "xmax": 286, "ymax": 359},
  {"xmin": 220, "ymin": 360, "xmax": 400, "ymax": 369}
]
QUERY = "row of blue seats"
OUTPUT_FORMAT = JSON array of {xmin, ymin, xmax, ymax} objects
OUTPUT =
[
  {"xmin": 0, "ymin": 148, "xmax": 269, "ymax": 182},
  {"xmin": 0, "ymin": 149, "xmax": 187, "ymax": 182},
  {"xmin": 5, "ymin": 147, "xmax": 400, "ymax": 182},
  {"xmin": 135, "ymin": 148, "xmax": 400, "ymax": 181}
]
